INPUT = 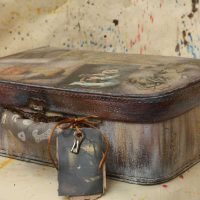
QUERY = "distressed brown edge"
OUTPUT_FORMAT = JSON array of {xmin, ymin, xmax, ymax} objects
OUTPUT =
[
  {"xmin": 0, "ymin": 79, "xmax": 200, "ymax": 123},
  {"xmin": 108, "ymin": 157, "xmax": 200, "ymax": 185}
]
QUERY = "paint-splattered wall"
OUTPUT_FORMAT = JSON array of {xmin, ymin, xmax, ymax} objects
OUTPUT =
[{"xmin": 0, "ymin": 0, "xmax": 199, "ymax": 58}]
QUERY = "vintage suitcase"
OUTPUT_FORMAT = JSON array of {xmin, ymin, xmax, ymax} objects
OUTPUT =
[{"xmin": 0, "ymin": 47, "xmax": 200, "ymax": 185}]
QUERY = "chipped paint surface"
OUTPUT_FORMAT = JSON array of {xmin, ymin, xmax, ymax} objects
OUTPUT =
[{"xmin": 0, "ymin": 0, "xmax": 199, "ymax": 58}]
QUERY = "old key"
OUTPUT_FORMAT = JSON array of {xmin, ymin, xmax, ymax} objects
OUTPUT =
[{"xmin": 70, "ymin": 130, "xmax": 85, "ymax": 154}]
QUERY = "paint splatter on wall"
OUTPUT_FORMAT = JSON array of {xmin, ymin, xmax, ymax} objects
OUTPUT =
[
  {"xmin": 0, "ymin": 0, "xmax": 199, "ymax": 58},
  {"xmin": 174, "ymin": 0, "xmax": 200, "ymax": 58}
]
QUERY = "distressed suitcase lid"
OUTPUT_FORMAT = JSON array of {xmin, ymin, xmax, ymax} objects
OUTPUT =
[{"xmin": 0, "ymin": 46, "xmax": 200, "ymax": 123}]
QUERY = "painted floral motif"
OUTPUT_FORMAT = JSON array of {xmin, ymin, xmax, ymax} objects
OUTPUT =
[
  {"xmin": 22, "ymin": 119, "xmax": 33, "ymax": 126},
  {"xmin": 17, "ymin": 131, "xmax": 26, "ymax": 142},
  {"xmin": 128, "ymin": 70, "xmax": 168, "ymax": 89},
  {"xmin": 127, "ymin": 63, "xmax": 200, "ymax": 91},
  {"xmin": 11, "ymin": 114, "xmax": 20, "ymax": 123},
  {"xmin": 32, "ymin": 128, "xmax": 51, "ymax": 143},
  {"xmin": 1, "ymin": 110, "xmax": 65, "ymax": 144}
]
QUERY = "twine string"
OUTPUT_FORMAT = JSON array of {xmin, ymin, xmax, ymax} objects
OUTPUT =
[{"xmin": 47, "ymin": 116, "xmax": 110, "ymax": 170}]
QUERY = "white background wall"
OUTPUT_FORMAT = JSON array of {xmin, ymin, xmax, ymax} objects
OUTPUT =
[{"xmin": 0, "ymin": 0, "xmax": 199, "ymax": 58}]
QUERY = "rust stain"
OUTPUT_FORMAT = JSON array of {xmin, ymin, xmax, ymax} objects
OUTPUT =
[
  {"xmin": 162, "ymin": 184, "xmax": 168, "ymax": 188},
  {"xmin": 37, "ymin": 8, "xmax": 41, "ymax": 14},
  {"xmin": 179, "ymin": 174, "xmax": 184, "ymax": 179},
  {"xmin": 0, "ymin": 158, "xmax": 13, "ymax": 169},
  {"xmin": 150, "ymin": 15, "xmax": 154, "ymax": 23}
]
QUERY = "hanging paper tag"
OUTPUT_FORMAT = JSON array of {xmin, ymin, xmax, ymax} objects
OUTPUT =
[{"xmin": 57, "ymin": 128, "xmax": 106, "ymax": 198}]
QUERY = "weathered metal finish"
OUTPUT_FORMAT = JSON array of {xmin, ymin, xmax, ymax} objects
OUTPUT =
[
  {"xmin": 103, "ymin": 106, "xmax": 200, "ymax": 184},
  {"xmin": 0, "ymin": 47, "xmax": 200, "ymax": 184},
  {"xmin": 1, "ymin": 106, "xmax": 200, "ymax": 184}
]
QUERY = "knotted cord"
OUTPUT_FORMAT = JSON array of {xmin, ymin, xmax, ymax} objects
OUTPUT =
[{"xmin": 47, "ymin": 116, "xmax": 110, "ymax": 170}]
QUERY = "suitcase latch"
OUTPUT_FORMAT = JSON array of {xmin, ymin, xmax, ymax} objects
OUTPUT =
[{"xmin": 28, "ymin": 98, "xmax": 46, "ymax": 113}]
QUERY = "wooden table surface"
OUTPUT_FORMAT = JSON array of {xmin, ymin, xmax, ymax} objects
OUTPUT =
[{"xmin": 0, "ymin": 156, "xmax": 200, "ymax": 200}]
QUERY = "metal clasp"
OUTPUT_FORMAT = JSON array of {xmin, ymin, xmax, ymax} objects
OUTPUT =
[
  {"xmin": 70, "ymin": 130, "xmax": 85, "ymax": 154},
  {"xmin": 28, "ymin": 97, "xmax": 46, "ymax": 113}
]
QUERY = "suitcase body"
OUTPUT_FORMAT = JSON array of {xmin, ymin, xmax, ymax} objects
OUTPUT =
[{"xmin": 0, "ymin": 47, "xmax": 200, "ymax": 184}]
